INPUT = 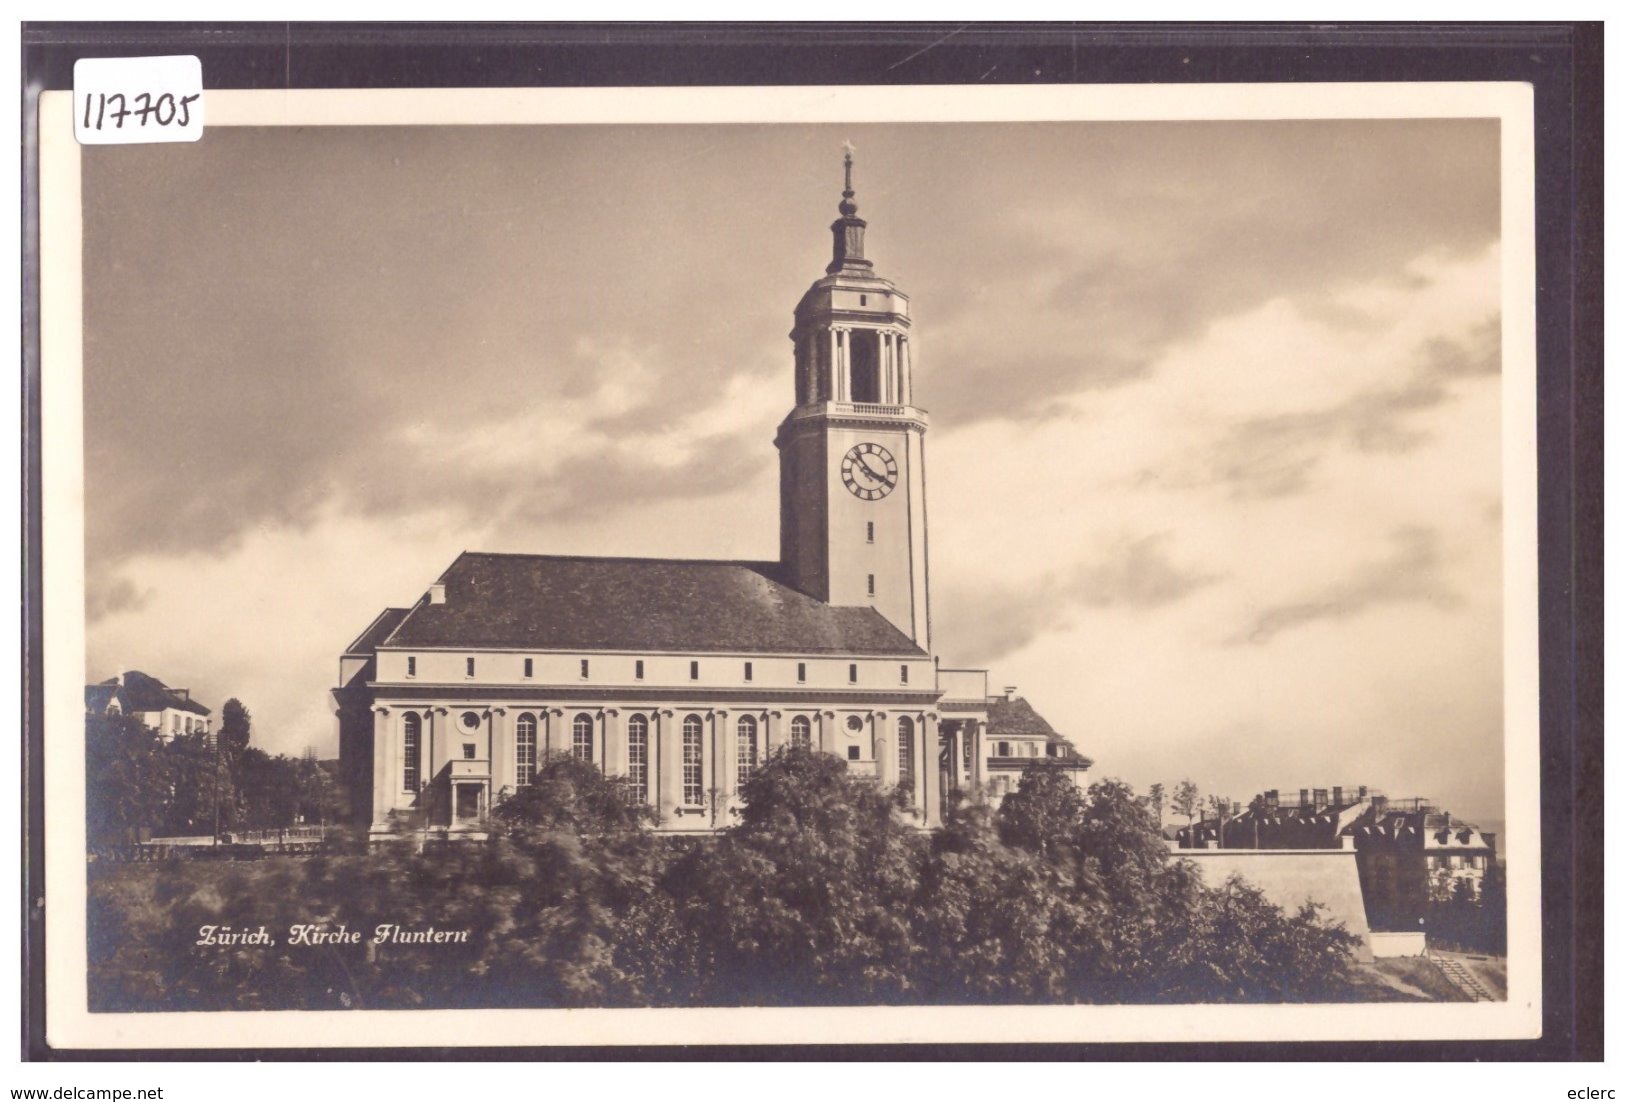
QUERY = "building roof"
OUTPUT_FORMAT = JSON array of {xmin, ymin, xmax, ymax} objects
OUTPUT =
[
  {"xmin": 379, "ymin": 552, "xmax": 928, "ymax": 657},
  {"xmin": 985, "ymin": 695, "xmax": 1059, "ymax": 738},
  {"xmin": 85, "ymin": 670, "xmax": 211, "ymax": 717}
]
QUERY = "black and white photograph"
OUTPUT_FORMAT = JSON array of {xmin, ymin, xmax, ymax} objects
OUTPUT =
[{"xmin": 34, "ymin": 73, "xmax": 1554, "ymax": 1053}]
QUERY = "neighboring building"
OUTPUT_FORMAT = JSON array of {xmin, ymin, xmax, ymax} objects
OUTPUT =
[
  {"xmin": 971, "ymin": 688, "xmax": 1092, "ymax": 806},
  {"xmin": 333, "ymin": 153, "xmax": 1082, "ymax": 841},
  {"xmin": 85, "ymin": 669, "xmax": 212, "ymax": 742},
  {"xmin": 1174, "ymin": 785, "xmax": 1498, "ymax": 929}
]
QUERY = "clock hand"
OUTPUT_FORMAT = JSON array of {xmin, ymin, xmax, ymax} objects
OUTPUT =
[{"xmin": 858, "ymin": 454, "xmax": 892, "ymax": 482}]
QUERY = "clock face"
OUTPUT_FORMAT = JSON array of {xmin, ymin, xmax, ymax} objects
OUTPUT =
[{"xmin": 841, "ymin": 442, "xmax": 899, "ymax": 501}]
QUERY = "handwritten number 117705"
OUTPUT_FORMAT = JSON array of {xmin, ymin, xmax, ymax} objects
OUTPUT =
[{"xmin": 82, "ymin": 91, "xmax": 201, "ymax": 132}]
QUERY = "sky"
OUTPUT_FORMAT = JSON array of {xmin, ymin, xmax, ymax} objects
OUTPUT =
[{"xmin": 80, "ymin": 118, "xmax": 1505, "ymax": 823}]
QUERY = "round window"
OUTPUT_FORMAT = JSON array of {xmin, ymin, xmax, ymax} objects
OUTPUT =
[
  {"xmin": 460, "ymin": 710, "xmax": 482, "ymax": 731},
  {"xmin": 845, "ymin": 715, "xmax": 864, "ymax": 733}
]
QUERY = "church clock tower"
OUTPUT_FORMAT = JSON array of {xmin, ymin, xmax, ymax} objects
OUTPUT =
[{"xmin": 776, "ymin": 146, "xmax": 931, "ymax": 651}]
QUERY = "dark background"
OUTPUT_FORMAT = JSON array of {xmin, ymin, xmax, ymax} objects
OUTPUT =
[{"xmin": 21, "ymin": 21, "xmax": 1603, "ymax": 1062}]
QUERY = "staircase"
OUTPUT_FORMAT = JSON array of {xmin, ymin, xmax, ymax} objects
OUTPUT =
[{"xmin": 1434, "ymin": 955, "xmax": 1494, "ymax": 1001}]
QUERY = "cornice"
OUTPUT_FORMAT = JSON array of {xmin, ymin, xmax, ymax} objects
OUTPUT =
[{"xmin": 367, "ymin": 684, "xmax": 945, "ymax": 707}]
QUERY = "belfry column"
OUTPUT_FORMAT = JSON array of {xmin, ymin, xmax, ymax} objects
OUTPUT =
[{"xmin": 922, "ymin": 712, "xmax": 943, "ymax": 827}]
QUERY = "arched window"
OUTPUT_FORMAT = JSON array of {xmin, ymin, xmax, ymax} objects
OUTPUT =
[
  {"xmin": 789, "ymin": 714, "xmax": 812, "ymax": 751},
  {"xmin": 682, "ymin": 714, "xmax": 705, "ymax": 805},
  {"xmin": 515, "ymin": 713, "xmax": 538, "ymax": 786},
  {"xmin": 627, "ymin": 714, "xmax": 649, "ymax": 799},
  {"xmin": 736, "ymin": 714, "xmax": 759, "ymax": 786},
  {"xmin": 897, "ymin": 715, "xmax": 915, "ymax": 788},
  {"xmin": 402, "ymin": 713, "xmax": 421, "ymax": 792},
  {"xmin": 572, "ymin": 712, "xmax": 595, "ymax": 762}
]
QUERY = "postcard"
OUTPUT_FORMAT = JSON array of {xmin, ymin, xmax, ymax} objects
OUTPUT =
[{"xmin": 39, "ymin": 80, "xmax": 1540, "ymax": 1049}]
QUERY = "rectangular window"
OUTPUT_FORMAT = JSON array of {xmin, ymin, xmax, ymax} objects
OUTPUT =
[
  {"xmin": 848, "ymin": 663, "xmax": 858, "ymax": 684},
  {"xmin": 523, "ymin": 657, "xmax": 533, "ymax": 678},
  {"xmin": 744, "ymin": 661, "xmax": 753, "ymax": 682},
  {"xmin": 466, "ymin": 656, "xmax": 475, "ymax": 677},
  {"xmin": 900, "ymin": 665, "xmax": 909, "ymax": 684},
  {"xmin": 867, "ymin": 574, "xmax": 875, "ymax": 596},
  {"xmin": 635, "ymin": 659, "xmax": 645, "ymax": 680},
  {"xmin": 580, "ymin": 659, "xmax": 590, "ymax": 679},
  {"xmin": 797, "ymin": 662, "xmax": 807, "ymax": 683},
  {"xmin": 406, "ymin": 656, "xmax": 417, "ymax": 678},
  {"xmin": 866, "ymin": 521, "xmax": 874, "ymax": 543},
  {"xmin": 463, "ymin": 743, "xmax": 476, "ymax": 760},
  {"xmin": 998, "ymin": 741, "xmax": 1010, "ymax": 757},
  {"xmin": 690, "ymin": 660, "xmax": 700, "ymax": 680},
  {"xmin": 847, "ymin": 745, "xmax": 861, "ymax": 761}
]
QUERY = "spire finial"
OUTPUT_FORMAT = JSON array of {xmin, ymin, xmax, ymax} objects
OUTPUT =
[
  {"xmin": 826, "ymin": 139, "xmax": 871, "ymax": 274},
  {"xmin": 839, "ymin": 139, "xmax": 858, "ymax": 216}
]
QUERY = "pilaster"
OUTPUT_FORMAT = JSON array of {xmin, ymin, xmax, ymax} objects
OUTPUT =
[
  {"xmin": 371, "ymin": 706, "xmax": 391, "ymax": 827},
  {"xmin": 656, "ymin": 708, "xmax": 680, "ymax": 823},
  {"xmin": 923, "ymin": 712, "xmax": 943, "ymax": 827}
]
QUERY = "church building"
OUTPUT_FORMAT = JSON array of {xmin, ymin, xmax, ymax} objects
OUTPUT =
[{"xmin": 332, "ymin": 152, "xmax": 1090, "ymax": 840}]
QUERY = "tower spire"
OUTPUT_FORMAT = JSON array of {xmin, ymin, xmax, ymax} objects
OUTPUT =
[{"xmin": 827, "ymin": 140, "xmax": 871, "ymax": 274}]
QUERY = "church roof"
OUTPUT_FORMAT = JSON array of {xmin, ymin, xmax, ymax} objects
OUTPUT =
[
  {"xmin": 379, "ymin": 551, "xmax": 928, "ymax": 657},
  {"xmin": 345, "ymin": 607, "xmax": 412, "ymax": 656}
]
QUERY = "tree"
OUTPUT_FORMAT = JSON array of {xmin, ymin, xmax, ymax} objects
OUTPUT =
[
  {"xmin": 490, "ymin": 752, "xmax": 653, "ymax": 838},
  {"xmin": 218, "ymin": 698, "xmax": 252, "ymax": 755},
  {"xmin": 1207, "ymin": 794, "xmax": 1233, "ymax": 847},
  {"xmin": 1147, "ymin": 783, "xmax": 1165, "ymax": 827},
  {"xmin": 663, "ymin": 746, "xmax": 924, "ymax": 1004},
  {"xmin": 996, "ymin": 763, "xmax": 1088, "ymax": 861},
  {"xmin": 85, "ymin": 712, "xmax": 167, "ymax": 846},
  {"xmin": 1171, "ymin": 779, "xmax": 1200, "ymax": 835}
]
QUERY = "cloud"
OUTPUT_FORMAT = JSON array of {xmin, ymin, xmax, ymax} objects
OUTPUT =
[
  {"xmin": 1236, "ymin": 526, "xmax": 1460, "ymax": 645},
  {"xmin": 938, "ymin": 533, "xmax": 1220, "ymax": 666},
  {"xmin": 1207, "ymin": 313, "xmax": 1500, "ymax": 499},
  {"xmin": 86, "ymin": 573, "xmax": 150, "ymax": 623}
]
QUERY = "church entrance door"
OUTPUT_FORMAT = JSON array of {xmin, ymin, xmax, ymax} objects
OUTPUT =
[{"xmin": 453, "ymin": 783, "xmax": 481, "ymax": 823}]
